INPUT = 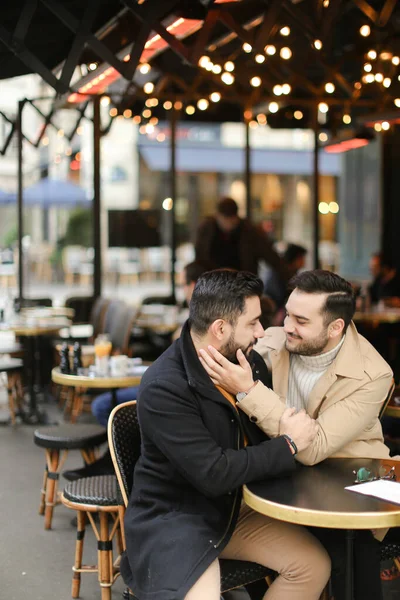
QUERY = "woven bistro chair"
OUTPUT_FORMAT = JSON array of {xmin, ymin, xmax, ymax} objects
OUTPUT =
[
  {"xmin": 0, "ymin": 357, "xmax": 24, "ymax": 425},
  {"xmin": 108, "ymin": 401, "xmax": 275, "ymax": 600},
  {"xmin": 61, "ymin": 474, "xmax": 122, "ymax": 600},
  {"xmin": 34, "ymin": 424, "xmax": 108, "ymax": 529}
]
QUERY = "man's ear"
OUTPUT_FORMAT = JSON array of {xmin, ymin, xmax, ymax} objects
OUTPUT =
[
  {"xmin": 329, "ymin": 318, "xmax": 344, "ymax": 339},
  {"xmin": 209, "ymin": 319, "xmax": 226, "ymax": 341}
]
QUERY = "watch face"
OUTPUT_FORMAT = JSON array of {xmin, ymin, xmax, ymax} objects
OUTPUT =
[{"xmin": 236, "ymin": 392, "xmax": 246, "ymax": 402}]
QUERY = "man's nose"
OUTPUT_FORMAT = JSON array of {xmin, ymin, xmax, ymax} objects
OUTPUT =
[
  {"xmin": 283, "ymin": 317, "xmax": 294, "ymax": 333},
  {"xmin": 255, "ymin": 322, "xmax": 265, "ymax": 338}
]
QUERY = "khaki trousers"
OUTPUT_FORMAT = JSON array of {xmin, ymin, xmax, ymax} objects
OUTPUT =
[{"xmin": 185, "ymin": 503, "xmax": 331, "ymax": 600}]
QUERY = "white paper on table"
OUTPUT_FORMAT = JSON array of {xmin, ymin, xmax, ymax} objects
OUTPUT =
[{"xmin": 345, "ymin": 480, "xmax": 400, "ymax": 505}]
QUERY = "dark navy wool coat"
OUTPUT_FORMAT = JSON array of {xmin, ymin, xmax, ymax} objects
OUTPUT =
[{"xmin": 121, "ymin": 321, "xmax": 295, "ymax": 600}]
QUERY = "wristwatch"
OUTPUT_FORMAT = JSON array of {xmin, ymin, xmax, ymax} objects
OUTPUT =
[{"xmin": 236, "ymin": 380, "xmax": 258, "ymax": 403}]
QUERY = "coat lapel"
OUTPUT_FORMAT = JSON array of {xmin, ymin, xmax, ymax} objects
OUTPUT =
[{"xmin": 307, "ymin": 323, "xmax": 365, "ymax": 417}]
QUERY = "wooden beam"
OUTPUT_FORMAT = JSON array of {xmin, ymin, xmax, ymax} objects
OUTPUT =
[
  {"xmin": 378, "ymin": 0, "xmax": 397, "ymax": 27},
  {"xmin": 190, "ymin": 8, "xmax": 221, "ymax": 64},
  {"xmin": 13, "ymin": 0, "xmax": 37, "ymax": 42},
  {"xmin": 59, "ymin": 0, "xmax": 99, "ymax": 90},
  {"xmin": 352, "ymin": 0, "xmax": 378, "ymax": 23},
  {"xmin": 254, "ymin": 0, "xmax": 282, "ymax": 51},
  {"xmin": 42, "ymin": 0, "xmax": 129, "ymax": 79},
  {"xmin": 0, "ymin": 23, "xmax": 66, "ymax": 93}
]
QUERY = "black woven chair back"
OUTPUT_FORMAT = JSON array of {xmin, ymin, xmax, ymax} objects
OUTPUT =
[
  {"xmin": 108, "ymin": 401, "xmax": 141, "ymax": 506},
  {"xmin": 103, "ymin": 299, "xmax": 126, "ymax": 334},
  {"xmin": 108, "ymin": 305, "xmax": 137, "ymax": 353},
  {"xmin": 90, "ymin": 297, "xmax": 110, "ymax": 337},
  {"xmin": 65, "ymin": 295, "xmax": 94, "ymax": 324}
]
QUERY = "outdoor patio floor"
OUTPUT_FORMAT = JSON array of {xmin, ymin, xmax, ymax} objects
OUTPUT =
[
  {"xmin": 0, "ymin": 394, "xmax": 126, "ymax": 600},
  {"xmin": 2, "ymin": 389, "xmax": 400, "ymax": 600}
]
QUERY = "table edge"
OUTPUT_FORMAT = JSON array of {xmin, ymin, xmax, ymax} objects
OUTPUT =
[
  {"xmin": 243, "ymin": 484, "xmax": 400, "ymax": 529},
  {"xmin": 51, "ymin": 367, "xmax": 142, "ymax": 388}
]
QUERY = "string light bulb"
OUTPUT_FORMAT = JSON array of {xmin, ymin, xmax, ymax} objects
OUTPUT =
[
  {"xmin": 280, "ymin": 26, "xmax": 290, "ymax": 36},
  {"xmin": 318, "ymin": 102, "xmax": 329, "ymax": 113},
  {"xmin": 360, "ymin": 25, "xmax": 370, "ymax": 37},
  {"xmin": 364, "ymin": 63, "xmax": 372, "ymax": 72},
  {"xmin": 212, "ymin": 64, "xmax": 222, "ymax": 74},
  {"xmin": 268, "ymin": 101, "xmax": 279, "ymax": 113},
  {"xmin": 210, "ymin": 92, "xmax": 221, "ymax": 102},
  {"xmin": 273, "ymin": 84, "xmax": 282, "ymax": 96},
  {"xmin": 174, "ymin": 101, "xmax": 183, "ymax": 110},
  {"xmin": 257, "ymin": 114, "xmax": 267, "ymax": 125},
  {"xmin": 375, "ymin": 73, "xmax": 383, "ymax": 82},
  {"xmin": 364, "ymin": 74, "xmax": 374, "ymax": 83},
  {"xmin": 392, "ymin": 56, "xmax": 400, "ymax": 66},
  {"xmin": 123, "ymin": 109, "xmax": 132, "ymax": 118},
  {"xmin": 314, "ymin": 39, "xmax": 323, "ymax": 50},
  {"xmin": 143, "ymin": 82, "xmax": 154, "ymax": 94},
  {"xmin": 224, "ymin": 61, "xmax": 235, "ymax": 72},
  {"xmin": 294, "ymin": 110, "xmax": 303, "ymax": 120},
  {"xmin": 264, "ymin": 45, "xmax": 276, "ymax": 56},
  {"xmin": 221, "ymin": 72, "xmax": 235, "ymax": 85},
  {"xmin": 382, "ymin": 121, "xmax": 390, "ymax": 131},
  {"xmin": 198, "ymin": 56, "xmax": 210, "ymax": 68},
  {"xmin": 163, "ymin": 101, "xmax": 172, "ymax": 110},
  {"xmin": 255, "ymin": 54, "xmax": 265, "ymax": 64},
  {"xmin": 383, "ymin": 77, "xmax": 391, "ymax": 88},
  {"xmin": 282, "ymin": 83, "xmax": 291, "ymax": 95},
  {"xmin": 186, "ymin": 105, "xmax": 195, "ymax": 115},
  {"xmin": 280, "ymin": 47, "xmax": 292, "ymax": 60},
  {"xmin": 367, "ymin": 50, "xmax": 377, "ymax": 60},
  {"xmin": 197, "ymin": 98, "xmax": 209, "ymax": 111},
  {"xmin": 243, "ymin": 43, "xmax": 252, "ymax": 53},
  {"xmin": 325, "ymin": 82, "xmax": 335, "ymax": 93},
  {"xmin": 395, "ymin": 98, "xmax": 400, "ymax": 107},
  {"xmin": 109, "ymin": 108, "xmax": 117, "ymax": 117},
  {"xmin": 319, "ymin": 132, "xmax": 328, "ymax": 142},
  {"xmin": 139, "ymin": 63, "xmax": 151, "ymax": 74},
  {"xmin": 250, "ymin": 76, "xmax": 262, "ymax": 87},
  {"xmin": 343, "ymin": 114, "xmax": 351, "ymax": 124}
]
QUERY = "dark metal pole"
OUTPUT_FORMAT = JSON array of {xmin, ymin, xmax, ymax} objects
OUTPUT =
[
  {"xmin": 313, "ymin": 107, "xmax": 320, "ymax": 269},
  {"xmin": 245, "ymin": 119, "xmax": 251, "ymax": 218},
  {"xmin": 169, "ymin": 107, "xmax": 177, "ymax": 302},
  {"xmin": 17, "ymin": 99, "xmax": 25, "ymax": 302},
  {"xmin": 93, "ymin": 96, "xmax": 102, "ymax": 298}
]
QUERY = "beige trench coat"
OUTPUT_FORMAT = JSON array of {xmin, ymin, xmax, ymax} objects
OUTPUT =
[{"xmin": 239, "ymin": 322, "xmax": 393, "ymax": 466}]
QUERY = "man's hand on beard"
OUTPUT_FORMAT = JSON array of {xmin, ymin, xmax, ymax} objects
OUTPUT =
[{"xmin": 198, "ymin": 346, "xmax": 254, "ymax": 395}]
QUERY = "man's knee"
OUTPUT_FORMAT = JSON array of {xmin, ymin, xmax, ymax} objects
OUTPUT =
[{"xmin": 282, "ymin": 539, "xmax": 331, "ymax": 588}]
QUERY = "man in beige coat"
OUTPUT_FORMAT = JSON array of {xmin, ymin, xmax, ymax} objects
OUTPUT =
[{"xmin": 199, "ymin": 269, "xmax": 393, "ymax": 600}]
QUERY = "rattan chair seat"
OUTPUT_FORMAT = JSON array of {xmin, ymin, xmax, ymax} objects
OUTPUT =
[
  {"xmin": 34, "ymin": 424, "xmax": 107, "ymax": 450},
  {"xmin": 63, "ymin": 474, "xmax": 118, "ymax": 506},
  {"xmin": 381, "ymin": 542, "xmax": 400, "ymax": 561}
]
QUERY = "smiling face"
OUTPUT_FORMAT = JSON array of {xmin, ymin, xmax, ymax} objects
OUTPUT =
[
  {"xmin": 219, "ymin": 296, "xmax": 265, "ymax": 362},
  {"xmin": 283, "ymin": 288, "xmax": 344, "ymax": 356}
]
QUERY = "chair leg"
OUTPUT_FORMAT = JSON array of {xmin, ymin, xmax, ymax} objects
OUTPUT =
[
  {"xmin": 44, "ymin": 449, "xmax": 60, "ymax": 529},
  {"xmin": 72, "ymin": 510, "xmax": 87, "ymax": 599},
  {"xmin": 7, "ymin": 372, "xmax": 16, "ymax": 425},
  {"xmin": 98, "ymin": 512, "xmax": 113, "ymax": 600},
  {"xmin": 39, "ymin": 465, "xmax": 48, "ymax": 515}
]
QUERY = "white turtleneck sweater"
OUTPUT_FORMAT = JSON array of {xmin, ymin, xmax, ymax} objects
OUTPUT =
[{"xmin": 287, "ymin": 336, "xmax": 345, "ymax": 412}]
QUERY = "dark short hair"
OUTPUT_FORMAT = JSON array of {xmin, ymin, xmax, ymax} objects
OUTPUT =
[
  {"xmin": 189, "ymin": 269, "xmax": 263, "ymax": 335},
  {"xmin": 216, "ymin": 197, "xmax": 238, "ymax": 217},
  {"xmin": 288, "ymin": 269, "xmax": 356, "ymax": 331},
  {"xmin": 184, "ymin": 260, "xmax": 215, "ymax": 285},
  {"xmin": 284, "ymin": 243, "xmax": 307, "ymax": 264}
]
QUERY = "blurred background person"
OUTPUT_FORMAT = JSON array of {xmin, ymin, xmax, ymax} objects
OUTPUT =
[
  {"xmin": 368, "ymin": 253, "xmax": 400, "ymax": 307},
  {"xmin": 263, "ymin": 243, "xmax": 307, "ymax": 310},
  {"xmin": 195, "ymin": 197, "xmax": 286, "ymax": 279}
]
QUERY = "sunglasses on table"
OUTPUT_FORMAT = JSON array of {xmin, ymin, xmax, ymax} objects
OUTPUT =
[{"xmin": 353, "ymin": 466, "xmax": 397, "ymax": 484}]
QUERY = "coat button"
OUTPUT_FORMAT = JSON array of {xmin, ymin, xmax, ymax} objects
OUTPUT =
[{"xmin": 250, "ymin": 415, "xmax": 258, "ymax": 423}]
